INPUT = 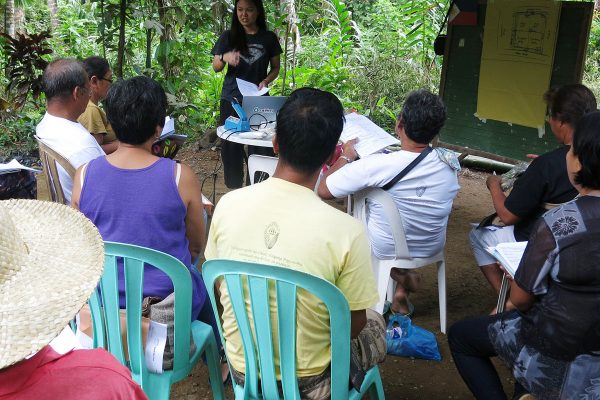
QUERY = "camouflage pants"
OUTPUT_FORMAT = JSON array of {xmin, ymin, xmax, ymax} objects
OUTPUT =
[{"xmin": 231, "ymin": 309, "xmax": 386, "ymax": 400}]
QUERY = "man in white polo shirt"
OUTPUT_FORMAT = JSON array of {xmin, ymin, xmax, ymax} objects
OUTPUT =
[
  {"xmin": 36, "ymin": 58, "xmax": 105, "ymax": 203},
  {"xmin": 318, "ymin": 90, "xmax": 460, "ymax": 317}
]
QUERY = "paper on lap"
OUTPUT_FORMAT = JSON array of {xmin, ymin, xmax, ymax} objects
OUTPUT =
[
  {"xmin": 340, "ymin": 113, "xmax": 399, "ymax": 157},
  {"xmin": 486, "ymin": 241, "xmax": 528, "ymax": 277},
  {"xmin": 75, "ymin": 304, "xmax": 167, "ymax": 373}
]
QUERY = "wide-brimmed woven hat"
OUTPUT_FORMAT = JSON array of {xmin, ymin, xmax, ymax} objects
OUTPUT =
[{"xmin": 0, "ymin": 199, "xmax": 104, "ymax": 369}]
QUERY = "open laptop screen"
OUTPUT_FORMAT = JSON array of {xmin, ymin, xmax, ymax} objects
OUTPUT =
[{"xmin": 242, "ymin": 96, "xmax": 287, "ymax": 128}]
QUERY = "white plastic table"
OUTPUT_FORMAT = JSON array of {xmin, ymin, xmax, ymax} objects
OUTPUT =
[{"xmin": 217, "ymin": 126, "xmax": 274, "ymax": 148}]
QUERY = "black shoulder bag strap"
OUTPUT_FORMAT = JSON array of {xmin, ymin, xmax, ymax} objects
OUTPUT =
[{"xmin": 381, "ymin": 146, "xmax": 433, "ymax": 191}]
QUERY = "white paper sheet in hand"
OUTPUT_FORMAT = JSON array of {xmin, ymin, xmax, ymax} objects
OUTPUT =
[
  {"xmin": 340, "ymin": 113, "xmax": 399, "ymax": 158},
  {"xmin": 160, "ymin": 116, "xmax": 175, "ymax": 138},
  {"xmin": 236, "ymin": 78, "xmax": 270, "ymax": 97},
  {"xmin": 486, "ymin": 241, "xmax": 528, "ymax": 277}
]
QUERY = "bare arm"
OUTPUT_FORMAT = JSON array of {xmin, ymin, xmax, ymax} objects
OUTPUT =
[
  {"xmin": 178, "ymin": 163, "xmax": 206, "ymax": 261},
  {"xmin": 101, "ymin": 140, "xmax": 119, "ymax": 155},
  {"xmin": 71, "ymin": 167, "xmax": 84, "ymax": 209},
  {"xmin": 509, "ymin": 279, "xmax": 535, "ymax": 312},
  {"xmin": 351, "ymin": 310, "xmax": 367, "ymax": 339},
  {"xmin": 92, "ymin": 133, "xmax": 104, "ymax": 145},
  {"xmin": 212, "ymin": 51, "xmax": 240, "ymax": 72},
  {"xmin": 487, "ymin": 175, "xmax": 521, "ymax": 225},
  {"xmin": 258, "ymin": 55, "xmax": 281, "ymax": 90},
  {"xmin": 317, "ymin": 139, "xmax": 359, "ymax": 199}
]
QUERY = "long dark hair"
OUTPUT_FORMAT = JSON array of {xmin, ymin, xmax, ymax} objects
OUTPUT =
[
  {"xmin": 229, "ymin": 0, "xmax": 267, "ymax": 54},
  {"xmin": 82, "ymin": 56, "xmax": 110, "ymax": 80}
]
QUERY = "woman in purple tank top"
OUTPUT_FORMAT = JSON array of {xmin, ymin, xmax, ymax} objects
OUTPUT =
[{"xmin": 71, "ymin": 76, "xmax": 217, "ymax": 344}]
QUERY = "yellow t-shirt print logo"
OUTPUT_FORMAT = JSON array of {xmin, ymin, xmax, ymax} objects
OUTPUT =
[{"xmin": 264, "ymin": 222, "xmax": 280, "ymax": 249}]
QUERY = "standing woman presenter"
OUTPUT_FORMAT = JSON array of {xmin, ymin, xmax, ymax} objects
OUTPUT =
[{"xmin": 212, "ymin": 0, "xmax": 282, "ymax": 188}]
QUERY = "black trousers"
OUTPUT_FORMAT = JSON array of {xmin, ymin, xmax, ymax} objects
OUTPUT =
[
  {"xmin": 447, "ymin": 311, "xmax": 526, "ymax": 400},
  {"xmin": 219, "ymin": 100, "xmax": 274, "ymax": 188}
]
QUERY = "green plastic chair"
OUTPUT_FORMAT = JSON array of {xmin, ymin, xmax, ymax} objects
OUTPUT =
[
  {"xmin": 202, "ymin": 259, "xmax": 385, "ymax": 400},
  {"xmin": 88, "ymin": 241, "xmax": 225, "ymax": 400}
]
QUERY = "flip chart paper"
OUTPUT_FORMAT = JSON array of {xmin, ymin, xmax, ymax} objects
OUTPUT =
[{"xmin": 477, "ymin": 0, "xmax": 560, "ymax": 129}]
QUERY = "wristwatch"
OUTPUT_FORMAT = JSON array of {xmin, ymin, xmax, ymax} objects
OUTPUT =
[{"xmin": 220, "ymin": 54, "xmax": 224, "ymax": 62}]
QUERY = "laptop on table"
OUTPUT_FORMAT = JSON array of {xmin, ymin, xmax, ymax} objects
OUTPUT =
[{"xmin": 242, "ymin": 96, "xmax": 287, "ymax": 129}]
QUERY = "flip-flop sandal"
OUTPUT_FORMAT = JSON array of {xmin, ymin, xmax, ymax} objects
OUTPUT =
[{"xmin": 390, "ymin": 299, "xmax": 415, "ymax": 319}]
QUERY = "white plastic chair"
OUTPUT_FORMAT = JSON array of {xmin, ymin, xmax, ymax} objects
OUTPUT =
[
  {"xmin": 247, "ymin": 154, "xmax": 278, "ymax": 185},
  {"xmin": 352, "ymin": 188, "xmax": 447, "ymax": 333}
]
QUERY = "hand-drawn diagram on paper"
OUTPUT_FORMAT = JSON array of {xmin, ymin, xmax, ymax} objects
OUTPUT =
[
  {"xmin": 511, "ymin": 9, "xmax": 547, "ymax": 55},
  {"xmin": 477, "ymin": 0, "xmax": 560, "ymax": 129}
]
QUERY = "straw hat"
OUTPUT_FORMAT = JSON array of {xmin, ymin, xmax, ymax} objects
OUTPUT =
[{"xmin": 0, "ymin": 199, "xmax": 104, "ymax": 369}]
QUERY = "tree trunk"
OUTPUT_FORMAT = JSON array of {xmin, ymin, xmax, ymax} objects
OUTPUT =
[
  {"xmin": 5, "ymin": 0, "xmax": 15, "ymax": 37},
  {"xmin": 14, "ymin": 7, "xmax": 24, "ymax": 34},
  {"xmin": 145, "ymin": 29, "xmax": 152, "ymax": 69},
  {"xmin": 100, "ymin": 0, "xmax": 106, "ymax": 58},
  {"xmin": 279, "ymin": 0, "xmax": 300, "ymax": 93},
  {"xmin": 156, "ymin": 0, "xmax": 174, "ymax": 79},
  {"xmin": 47, "ymin": 0, "xmax": 59, "ymax": 30},
  {"xmin": 212, "ymin": 0, "xmax": 227, "ymax": 34},
  {"xmin": 116, "ymin": 0, "xmax": 126, "ymax": 78}
]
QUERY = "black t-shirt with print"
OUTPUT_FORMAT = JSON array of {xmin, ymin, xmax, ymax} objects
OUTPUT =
[
  {"xmin": 211, "ymin": 29, "xmax": 282, "ymax": 102},
  {"xmin": 505, "ymin": 145, "xmax": 577, "ymax": 241}
]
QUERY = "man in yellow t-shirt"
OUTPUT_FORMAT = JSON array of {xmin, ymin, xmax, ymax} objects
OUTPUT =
[{"xmin": 205, "ymin": 88, "xmax": 385, "ymax": 399}]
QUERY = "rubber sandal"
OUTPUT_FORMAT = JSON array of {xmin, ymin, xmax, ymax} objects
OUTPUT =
[{"xmin": 390, "ymin": 299, "xmax": 415, "ymax": 319}]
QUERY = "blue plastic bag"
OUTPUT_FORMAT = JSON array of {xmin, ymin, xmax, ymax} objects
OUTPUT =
[{"xmin": 386, "ymin": 314, "xmax": 441, "ymax": 361}]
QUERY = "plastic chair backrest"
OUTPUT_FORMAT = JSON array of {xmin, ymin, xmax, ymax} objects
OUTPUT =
[
  {"xmin": 352, "ymin": 187, "xmax": 447, "ymax": 333},
  {"xmin": 202, "ymin": 259, "xmax": 352, "ymax": 400},
  {"xmin": 35, "ymin": 136, "xmax": 76, "ymax": 204},
  {"xmin": 353, "ymin": 188, "xmax": 411, "ymax": 259},
  {"xmin": 89, "ymin": 241, "xmax": 194, "ymax": 387},
  {"xmin": 248, "ymin": 155, "xmax": 278, "ymax": 184}
]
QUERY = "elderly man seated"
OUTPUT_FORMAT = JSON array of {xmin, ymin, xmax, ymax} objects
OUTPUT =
[
  {"xmin": 205, "ymin": 88, "xmax": 385, "ymax": 399},
  {"xmin": 318, "ymin": 89, "xmax": 460, "ymax": 317},
  {"xmin": 36, "ymin": 58, "xmax": 105, "ymax": 204}
]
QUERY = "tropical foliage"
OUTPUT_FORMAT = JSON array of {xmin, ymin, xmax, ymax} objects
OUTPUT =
[{"xmin": 0, "ymin": 0, "xmax": 599, "ymax": 152}]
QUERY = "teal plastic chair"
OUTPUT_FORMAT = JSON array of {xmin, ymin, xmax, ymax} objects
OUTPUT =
[
  {"xmin": 88, "ymin": 241, "xmax": 225, "ymax": 400},
  {"xmin": 202, "ymin": 259, "xmax": 385, "ymax": 400}
]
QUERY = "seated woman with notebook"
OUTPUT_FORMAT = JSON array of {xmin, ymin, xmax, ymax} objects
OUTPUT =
[
  {"xmin": 448, "ymin": 111, "xmax": 600, "ymax": 400},
  {"xmin": 71, "ymin": 76, "xmax": 217, "ymax": 338}
]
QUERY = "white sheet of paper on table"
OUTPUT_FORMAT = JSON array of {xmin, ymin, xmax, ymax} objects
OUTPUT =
[
  {"xmin": 340, "ymin": 113, "xmax": 400, "ymax": 158},
  {"xmin": 236, "ymin": 78, "xmax": 270, "ymax": 97},
  {"xmin": 0, "ymin": 159, "xmax": 41, "ymax": 174}
]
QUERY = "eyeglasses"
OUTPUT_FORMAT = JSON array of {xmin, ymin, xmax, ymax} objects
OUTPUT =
[{"xmin": 99, "ymin": 77, "xmax": 113, "ymax": 83}]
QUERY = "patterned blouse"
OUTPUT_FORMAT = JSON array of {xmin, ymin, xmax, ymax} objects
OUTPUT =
[{"xmin": 489, "ymin": 195, "xmax": 600, "ymax": 399}]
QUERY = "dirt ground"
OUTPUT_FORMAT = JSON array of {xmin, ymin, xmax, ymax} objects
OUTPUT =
[
  {"xmin": 166, "ymin": 145, "xmax": 515, "ymax": 400},
  {"xmin": 35, "ymin": 143, "xmax": 514, "ymax": 399}
]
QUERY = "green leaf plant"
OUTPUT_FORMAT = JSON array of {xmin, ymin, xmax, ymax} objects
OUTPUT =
[{"xmin": 0, "ymin": 29, "xmax": 51, "ymax": 110}]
